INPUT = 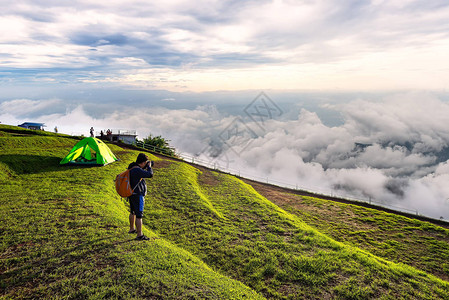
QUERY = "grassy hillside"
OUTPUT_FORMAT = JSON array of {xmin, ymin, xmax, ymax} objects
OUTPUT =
[
  {"xmin": 0, "ymin": 126, "xmax": 261, "ymax": 299},
  {"xmin": 1, "ymin": 124, "xmax": 449, "ymax": 299},
  {"xmin": 244, "ymin": 180, "xmax": 449, "ymax": 282}
]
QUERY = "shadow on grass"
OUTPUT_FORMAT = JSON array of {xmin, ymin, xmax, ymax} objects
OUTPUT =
[
  {"xmin": 0, "ymin": 154, "xmax": 108, "ymax": 175},
  {"xmin": 1, "ymin": 235, "xmax": 137, "ymax": 293}
]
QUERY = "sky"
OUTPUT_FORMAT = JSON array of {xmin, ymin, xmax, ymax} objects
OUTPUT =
[
  {"xmin": 1, "ymin": 1, "xmax": 449, "ymax": 220},
  {"xmin": 1, "ymin": 0, "xmax": 449, "ymax": 92}
]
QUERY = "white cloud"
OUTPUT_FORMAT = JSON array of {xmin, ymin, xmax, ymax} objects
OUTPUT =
[
  {"xmin": 1, "ymin": 1, "xmax": 449, "ymax": 90},
  {"xmin": 0, "ymin": 98, "xmax": 63, "ymax": 117}
]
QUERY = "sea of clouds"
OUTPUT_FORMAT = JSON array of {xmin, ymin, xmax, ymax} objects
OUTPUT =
[{"xmin": 1, "ymin": 91, "xmax": 449, "ymax": 220}]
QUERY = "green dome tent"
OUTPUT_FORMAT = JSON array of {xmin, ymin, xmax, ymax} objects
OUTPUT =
[{"xmin": 60, "ymin": 137, "xmax": 119, "ymax": 166}]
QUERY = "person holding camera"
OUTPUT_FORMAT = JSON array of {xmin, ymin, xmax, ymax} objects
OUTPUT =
[{"xmin": 127, "ymin": 153, "xmax": 154, "ymax": 241}]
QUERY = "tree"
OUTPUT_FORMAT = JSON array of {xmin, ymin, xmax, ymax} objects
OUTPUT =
[{"xmin": 142, "ymin": 134, "xmax": 175, "ymax": 156}]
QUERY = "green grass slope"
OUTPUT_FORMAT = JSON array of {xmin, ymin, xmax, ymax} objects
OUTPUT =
[
  {"xmin": 146, "ymin": 162, "xmax": 449, "ymax": 299},
  {"xmin": 243, "ymin": 180, "xmax": 449, "ymax": 282},
  {"xmin": 0, "ymin": 126, "xmax": 262, "ymax": 299},
  {"xmin": 1, "ymin": 125, "xmax": 449, "ymax": 299}
]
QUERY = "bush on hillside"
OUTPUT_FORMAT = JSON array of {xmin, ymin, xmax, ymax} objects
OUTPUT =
[{"xmin": 141, "ymin": 134, "xmax": 175, "ymax": 156}]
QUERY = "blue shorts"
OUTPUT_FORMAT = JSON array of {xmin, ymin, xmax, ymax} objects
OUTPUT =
[{"xmin": 129, "ymin": 194, "xmax": 145, "ymax": 219}]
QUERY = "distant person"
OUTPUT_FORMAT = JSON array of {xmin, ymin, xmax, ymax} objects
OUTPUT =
[
  {"xmin": 106, "ymin": 129, "xmax": 112, "ymax": 141},
  {"xmin": 127, "ymin": 153, "xmax": 154, "ymax": 241},
  {"xmin": 90, "ymin": 127, "xmax": 94, "ymax": 137},
  {"xmin": 54, "ymin": 126, "xmax": 58, "ymax": 133},
  {"xmin": 100, "ymin": 130, "xmax": 104, "ymax": 139}
]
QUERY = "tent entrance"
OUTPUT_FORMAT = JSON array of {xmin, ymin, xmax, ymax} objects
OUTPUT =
[{"xmin": 75, "ymin": 145, "xmax": 97, "ymax": 163}]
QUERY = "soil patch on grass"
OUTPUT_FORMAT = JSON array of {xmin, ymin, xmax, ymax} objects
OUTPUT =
[
  {"xmin": 153, "ymin": 159, "xmax": 173, "ymax": 169},
  {"xmin": 197, "ymin": 168, "xmax": 221, "ymax": 186}
]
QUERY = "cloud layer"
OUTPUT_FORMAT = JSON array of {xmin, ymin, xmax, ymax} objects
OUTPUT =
[
  {"xmin": 195, "ymin": 92, "xmax": 449, "ymax": 220},
  {"xmin": 1, "ymin": 91, "xmax": 449, "ymax": 220}
]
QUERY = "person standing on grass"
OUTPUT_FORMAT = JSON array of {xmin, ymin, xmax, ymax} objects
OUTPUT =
[{"xmin": 128, "ymin": 153, "xmax": 154, "ymax": 241}]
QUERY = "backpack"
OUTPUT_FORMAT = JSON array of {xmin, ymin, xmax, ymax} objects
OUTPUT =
[{"xmin": 115, "ymin": 166, "xmax": 141, "ymax": 198}]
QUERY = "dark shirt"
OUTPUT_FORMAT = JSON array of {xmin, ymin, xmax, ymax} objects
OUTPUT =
[{"xmin": 127, "ymin": 162, "xmax": 153, "ymax": 196}]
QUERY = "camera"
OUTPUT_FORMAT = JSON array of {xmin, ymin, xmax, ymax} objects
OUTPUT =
[{"xmin": 146, "ymin": 160, "xmax": 154, "ymax": 168}]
